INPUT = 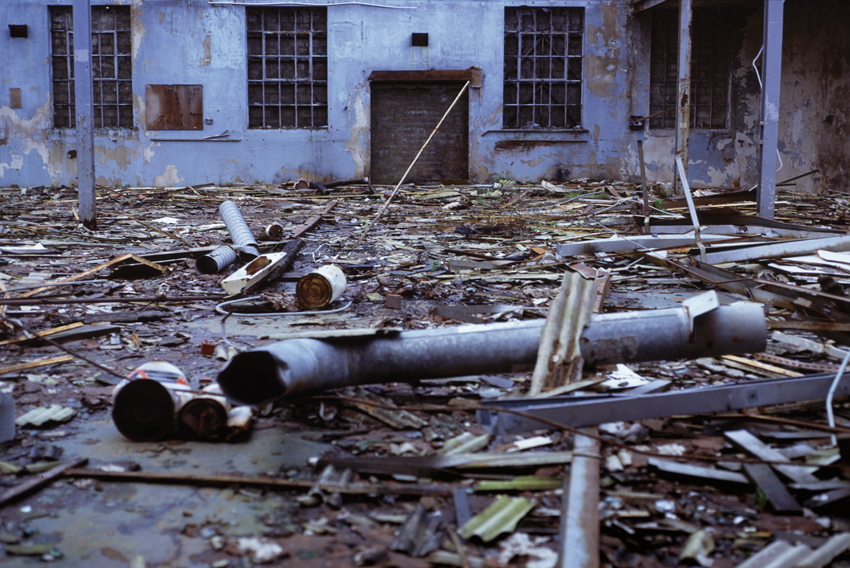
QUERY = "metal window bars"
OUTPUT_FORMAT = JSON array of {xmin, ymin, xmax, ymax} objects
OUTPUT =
[
  {"xmin": 649, "ymin": 8, "xmax": 731, "ymax": 130},
  {"xmin": 50, "ymin": 6, "xmax": 133, "ymax": 129},
  {"xmin": 503, "ymin": 7, "xmax": 583, "ymax": 129},
  {"xmin": 247, "ymin": 7, "xmax": 328, "ymax": 129}
]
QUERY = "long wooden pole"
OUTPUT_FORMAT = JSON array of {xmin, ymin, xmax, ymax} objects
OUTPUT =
[{"xmin": 350, "ymin": 81, "xmax": 470, "ymax": 249}]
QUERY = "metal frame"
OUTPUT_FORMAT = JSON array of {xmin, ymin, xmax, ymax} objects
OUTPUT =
[
  {"xmin": 503, "ymin": 6, "xmax": 584, "ymax": 129},
  {"xmin": 648, "ymin": 7, "xmax": 731, "ymax": 130},
  {"xmin": 246, "ymin": 6, "xmax": 328, "ymax": 129},
  {"xmin": 478, "ymin": 371, "xmax": 850, "ymax": 434}
]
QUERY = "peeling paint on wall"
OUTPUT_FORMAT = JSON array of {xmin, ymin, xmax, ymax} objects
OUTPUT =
[
  {"xmin": 0, "ymin": 154, "xmax": 24, "ymax": 179},
  {"xmin": 344, "ymin": 92, "xmax": 369, "ymax": 178},
  {"xmin": 95, "ymin": 144, "xmax": 141, "ymax": 169},
  {"xmin": 585, "ymin": 4, "xmax": 623, "ymax": 102},
  {"xmin": 0, "ymin": 99, "xmax": 54, "ymax": 178},
  {"xmin": 153, "ymin": 164, "xmax": 181, "ymax": 187},
  {"xmin": 130, "ymin": 1, "xmax": 145, "ymax": 61}
]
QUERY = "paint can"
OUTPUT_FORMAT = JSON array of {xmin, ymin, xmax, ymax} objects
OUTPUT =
[
  {"xmin": 176, "ymin": 385, "xmax": 231, "ymax": 440},
  {"xmin": 296, "ymin": 265, "xmax": 347, "ymax": 309},
  {"xmin": 265, "ymin": 223, "xmax": 284, "ymax": 240},
  {"xmin": 112, "ymin": 361, "xmax": 191, "ymax": 442}
]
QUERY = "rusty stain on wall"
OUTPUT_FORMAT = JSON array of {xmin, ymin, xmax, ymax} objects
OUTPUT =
[{"xmin": 200, "ymin": 35, "xmax": 212, "ymax": 66}]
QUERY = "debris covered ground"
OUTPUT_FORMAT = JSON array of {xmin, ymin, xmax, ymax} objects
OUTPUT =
[{"xmin": 3, "ymin": 179, "xmax": 850, "ymax": 567}]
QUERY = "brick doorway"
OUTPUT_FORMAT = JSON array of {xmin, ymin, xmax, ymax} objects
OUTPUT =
[{"xmin": 370, "ymin": 80, "xmax": 469, "ymax": 185}]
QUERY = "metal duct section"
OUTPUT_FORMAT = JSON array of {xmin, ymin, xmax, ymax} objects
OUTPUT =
[
  {"xmin": 218, "ymin": 304, "xmax": 766, "ymax": 405},
  {"xmin": 196, "ymin": 245, "xmax": 238, "ymax": 275},
  {"xmin": 219, "ymin": 200, "xmax": 259, "ymax": 260}
]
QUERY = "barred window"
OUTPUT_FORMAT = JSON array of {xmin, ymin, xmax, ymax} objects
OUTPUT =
[
  {"xmin": 649, "ymin": 9, "xmax": 731, "ymax": 130},
  {"xmin": 503, "ymin": 7, "xmax": 583, "ymax": 129},
  {"xmin": 247, "ymin": 7, "xmax": 328, "ymax": 129},
  {"xmin": 50, "ymin": 6, "xmax": 133, "ymax": 129}
]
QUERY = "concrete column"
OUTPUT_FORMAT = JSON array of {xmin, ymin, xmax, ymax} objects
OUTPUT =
[
  {"xmin": 757, "ymin": 0, "xmax": 785, "ymax": 219},
  {"xmin": 73, "ymin": 0, "xmax": 97, "ymax": 230},
  {"xmin": 673, "ymin": 0, "xmax": 692, "ymax": 195}
]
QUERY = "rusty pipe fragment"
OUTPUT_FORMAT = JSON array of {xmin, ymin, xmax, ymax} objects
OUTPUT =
[
  {"xmin": 217, "ymin": 303, "xmax": 766, "ymax": 405},
  {"xmin": 219, "ymin": 200, "xmax": 259, "ymax": 260}
]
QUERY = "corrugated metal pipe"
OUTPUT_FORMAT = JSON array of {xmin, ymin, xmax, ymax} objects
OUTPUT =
[
  {"xmin": 196, "ymin": 245, "xmax": 238, "ymax": 275},
  {"xmin": 219, "ymin": 200, "xmax": 259, "ymax": 260},
  {"xmin": 217, "ymin": 303, "xmax": 766, "ymax": 405}
]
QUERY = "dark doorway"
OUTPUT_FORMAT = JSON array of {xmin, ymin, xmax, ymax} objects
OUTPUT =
[{"xmin": 370, "ymin": 81, "xmax": 469, "ymax": 184}]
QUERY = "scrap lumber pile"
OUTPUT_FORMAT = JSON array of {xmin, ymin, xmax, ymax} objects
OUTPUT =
[{"xmin": 1, "ymin": 179, "xmax": 850, "ymax": 566}]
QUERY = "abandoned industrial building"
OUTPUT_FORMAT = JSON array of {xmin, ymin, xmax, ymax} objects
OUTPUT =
[{"xmin": 2, "ymin": 0, "xmax": 850, "ymax": 566}]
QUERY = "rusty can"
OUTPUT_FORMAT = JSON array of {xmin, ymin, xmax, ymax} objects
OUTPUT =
[{"xmin": 296, "ymin": 265, "xmax": 347, "ymax": 309}]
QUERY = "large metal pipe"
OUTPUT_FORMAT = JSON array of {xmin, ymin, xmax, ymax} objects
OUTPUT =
[
  {"xmin": 217, "ymin": 304, "xmax": 766, "ymax": 405},
  {"xmin": 219, "ymin": 200, "xmax": 259, "ymax": 260}
]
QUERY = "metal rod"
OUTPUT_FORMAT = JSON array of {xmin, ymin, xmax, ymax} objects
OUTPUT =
[
  {"xmin": 351, "ymin": 80, "xmax": 470, "ymax": 249},
  {"xmin": 217, "ymin": 304, "xmax": 766, "ymax": 405},
  {"xmin": 219, "ymin": 200, "xmax": 259, "ymax": 260},
  {"xmin": 73, "ymin": 0, "xmax": 97, "ymax": 230},
  {"xmin": 637, "ymin": 140, "xmax": 649, "ymax": 233},
  {"xmin": 675, "ymin": 155, "xmax": 705, "ymax": 261}
]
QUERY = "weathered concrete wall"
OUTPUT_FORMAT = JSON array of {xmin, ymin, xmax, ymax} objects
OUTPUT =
[
  {"xmin": 779, "ymin": 0, "xmax": 850, "ymax": 193},
  {"xmin": 0, "ymin": 0, "xmax": 845, "ymax": 191}
]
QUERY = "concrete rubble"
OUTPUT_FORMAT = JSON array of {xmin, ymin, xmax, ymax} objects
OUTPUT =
[{"xmin": 2, "ymin": 179, "xmax": 850, "ymax": 568}]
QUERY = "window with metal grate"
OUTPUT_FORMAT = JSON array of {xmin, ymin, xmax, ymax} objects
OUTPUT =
[
  {"xmin": 247, "ymin": 7, "xmax": 328, "ymax": 130},
  {"xmin": 503, "ymin": 7, "xmax": 584, "ymax": 130},
  {"xmin": 50, "ymin": 6, "xmax": 133, "ymax": 129}
]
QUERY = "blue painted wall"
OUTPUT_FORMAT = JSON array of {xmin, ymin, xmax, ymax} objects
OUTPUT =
[{"xmin": 0, "ymin": 0, "xmax": 840, "ymax": 191}]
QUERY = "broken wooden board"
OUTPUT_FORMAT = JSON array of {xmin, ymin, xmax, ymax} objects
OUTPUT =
[{"xmin": 724, "ymin": 429, "xmax": 820, "ymax": 484}]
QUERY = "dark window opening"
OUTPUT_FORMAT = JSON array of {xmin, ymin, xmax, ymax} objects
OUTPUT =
[
  {"xmin": 50, "ymin": 6, "xmax": 133, "ymax": 129},
  {"xmin": 247, "ymin": 7, "xmax": 328, "ymax": 129},
  {"xmin": 503, "ymin": 6, "xmax": 583, "ymax": 130},
  {"xmin": 649, "ymin": 9, "xmax": 731, "ymax": 130}
]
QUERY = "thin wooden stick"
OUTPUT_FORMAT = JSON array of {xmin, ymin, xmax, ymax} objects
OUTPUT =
[{"xmin": 351, "ymin": 81, "xmax": 471, "ymax": 249}]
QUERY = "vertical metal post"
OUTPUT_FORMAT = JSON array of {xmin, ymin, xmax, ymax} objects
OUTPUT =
[
  {"xmin": 757, "ymin": 0, "xmax": 785, "ymax": 220},
  {"xmin": 73, "ymin": 0, "xmax": 97, "ymax": 230},
  {"xmin": 673, "ymin": 0, "xmax": 692, "ymax": 195}
]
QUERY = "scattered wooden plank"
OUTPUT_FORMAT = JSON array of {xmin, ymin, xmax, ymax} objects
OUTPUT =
[
  {"xmin": 724, "ymin": 430, "xmax": 820, "ymax": 484},
  {"xmin": 721, "ymin": 355, "xmax": 803, "ymax": 378},
  {"xmin": 796, "ymin": 533, "xmax": 850, "ymax": 568},
  {"xmin": 0, "ymin": 355, "xmax": 74, "ymax": 376},
  {"xmin": 291, "ymin": 199, "xmax": 339, "ymax": 238},
  {"xmin": 742, "ymin": 463, "xmax": 802, "ymax": 515},
  {"xmin": 648, "ymin": 458, "xmax": 750, "ymax": 487},
  {"xmin": 0, "ymin": 322, "xmax": 84, "ymax": 347},
  {"xmin": 20, "ymin": 254, "xmax": 163, "ymax": 298},
  {"xmin": 63, "ymin": 468, "xmax": 451, "ymax": 496},
  {"xmin": 0, "ymin": 458, "xmax": 88, "ymax": 508}
]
